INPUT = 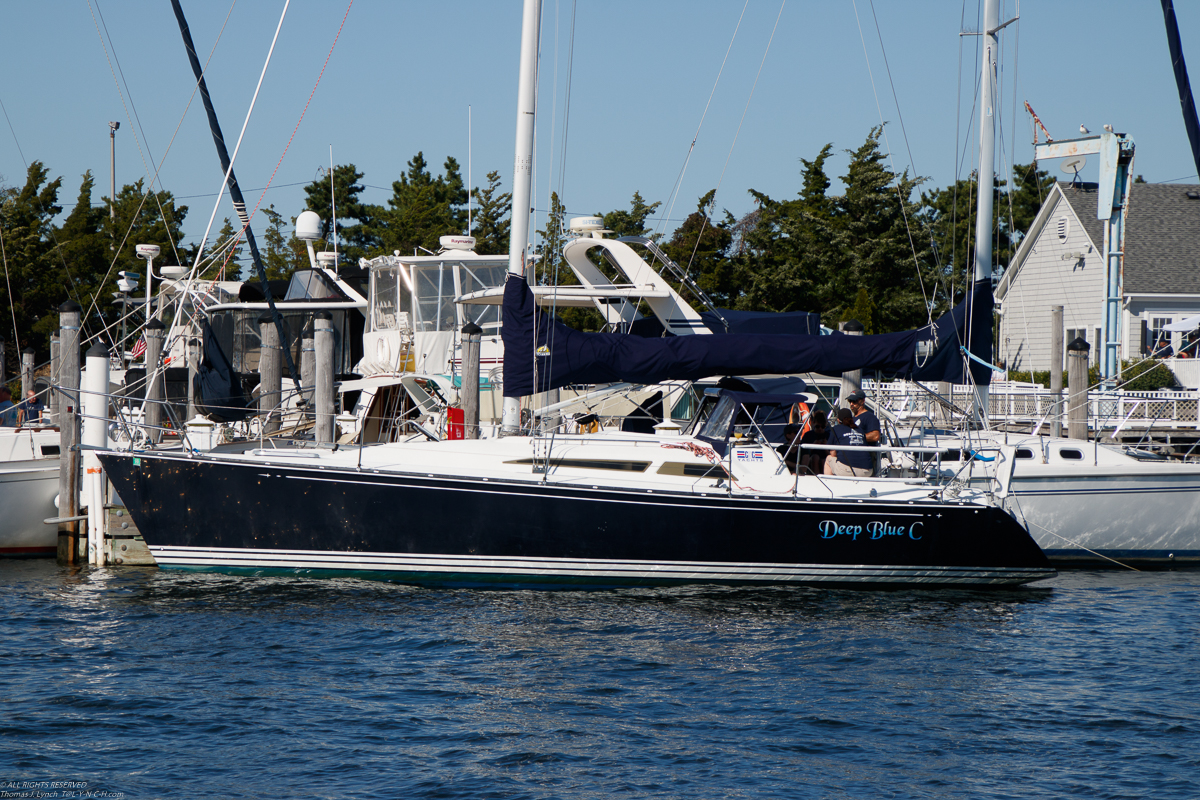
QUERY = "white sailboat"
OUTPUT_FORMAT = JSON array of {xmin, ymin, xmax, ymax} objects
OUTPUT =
[{"xmin": 91, "ymin": 0, "xmax": 1053, "ymax": 588}]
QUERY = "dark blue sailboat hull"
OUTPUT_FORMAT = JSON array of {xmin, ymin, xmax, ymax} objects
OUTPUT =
[{"xmin": 99, "ymin": 450, "xmax": 1053, "ymax": 588}]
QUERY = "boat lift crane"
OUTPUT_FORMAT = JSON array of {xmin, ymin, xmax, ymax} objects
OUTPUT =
[{"xmin": 1033, "ymin": 132, "xmax": 1136, "ymax": 388}]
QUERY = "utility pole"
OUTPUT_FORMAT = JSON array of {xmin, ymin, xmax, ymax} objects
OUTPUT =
[{"xmin": 108, "ymin": 121, "xmax": 120, "ymax": 222}]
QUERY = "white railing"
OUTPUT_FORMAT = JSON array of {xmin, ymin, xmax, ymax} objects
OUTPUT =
[{"xmin": 864, "ymin": 380, "xmax": 1200, "ymax": 433}]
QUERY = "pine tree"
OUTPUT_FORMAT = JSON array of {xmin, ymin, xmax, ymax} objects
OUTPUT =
[
  {"xmin": 469, "ymin": 170, "xmax": 511, "ymax": 255},
  {"xmin": 381, "ymin": 153, "xmax": 468, "ymax": 256},
  {"xmin": 599, "ymin": 191, "xmax": 661, "ymax": 239},
  {"xmin": 823, "ymin": 126, "xmax": 937, "ymax": 332},
  {"xmin": 735, "ymin": 143, "xmax": 835, "ymax": 314},
  {"xmin": 0, "ymin": 162, "xmax": 63, "ymax": 372},
  {"xmin": 660, "ymin": 190, "xmax": 735, "ymax": 308},
  {"xmin": 841, "ymin": 287, "xmax": 876, "ymax": 335},
  {"xmin": 213, "ymin": 218, "xmax": 245, "ymax": 280},
  {"xmin": 259, "ymin": 205, "xmax": 309, "ymax": 280},
  {"xmin": 538, "ymin": 192, "xmax": 603, "ymax": 332},
  {"xmin": 302, "ymin": 163, "xmax": 379, "ymax": 263}
]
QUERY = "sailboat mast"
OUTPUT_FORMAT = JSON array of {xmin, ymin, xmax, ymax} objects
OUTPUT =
[
  {"xmin": 502, "ymin": 0, "xmax": 542, "ymax": 434},
  {"xmin": 971, "ymin": 0, "xmax": 1001, "ymax": 419}
]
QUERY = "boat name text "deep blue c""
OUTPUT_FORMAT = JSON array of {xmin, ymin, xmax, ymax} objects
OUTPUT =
[{"xmin": 818, "ymin": 520, "xmax": 924, "ymax": 541}]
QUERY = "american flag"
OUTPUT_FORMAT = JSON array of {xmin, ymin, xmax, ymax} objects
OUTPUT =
[{"xmin": 130, "ymin": 336, "xmax": 147, "ymax": 360}]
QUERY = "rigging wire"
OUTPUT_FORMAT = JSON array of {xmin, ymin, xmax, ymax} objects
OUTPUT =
[
  {"xmin": 543, "ymin": 0, "xmax": 579, "ymax": 415},
  {"xmin": 654, "ymin": 0, "xmax": 749, "ymax": 242},
  {"xmin": 93, "ymin": 0, "xmax": 188, "ymax": 270},
  {"xmin": 681, "ymin": 2, "xmax": 785, "ymax": 281},
  {"xmin": 851, "ymin": 0, "xmax": 933, "ymax": 325},
  {"xmin": 0, "ymin": 200, "xmax": 18, "ymax": 359},
  {"xmin": 80, "ymin": 0, "xmax": 239, "ymax": 343},
  {"xmin": 241, "ymin": 1, "xmax": 354, "ymax": 257}
]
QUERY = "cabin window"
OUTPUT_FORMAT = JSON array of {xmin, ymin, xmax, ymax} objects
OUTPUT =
[
  {"xmin": 1015, "ymin": 448, "xmax": 1034, "ymax": 459},
  {"xmin": 657, "ymin": 462, "xmax": 728, "ymax": 478},
  {"xmin": 285, "ymin": 270, "xmax": 340, "ymax": 301},
  {"xmin": 458, "ymin": 262, "xmax": 508, "ymax": 331},
  {"xmin": 40, "ymin": 445, "xmax": 60, "ymax": 456},
  {"xmin": 505, "ymin": 458, "xmax": 650, "ymax": 473},
  {"xmin": 370, "ymin": 268, "xmax": 401, "ymax": 331},
  {"xmin": 410, "ymin": 262, "xmax": 459, "ymax": 332},
  {"xmin": 1059, "ymin": 448, "xmax": 1084, "ymax": 460}
]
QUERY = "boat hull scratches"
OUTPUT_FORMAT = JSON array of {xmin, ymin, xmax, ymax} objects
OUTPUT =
[{"xmin": 99, "ymin": 451, "xmax": 1054, "ymax": 588}]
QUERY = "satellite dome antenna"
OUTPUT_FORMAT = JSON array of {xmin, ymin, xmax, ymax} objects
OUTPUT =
[{"xmin": 1061, "ymin": 156, "xmax": 1087, "ymax": 187}]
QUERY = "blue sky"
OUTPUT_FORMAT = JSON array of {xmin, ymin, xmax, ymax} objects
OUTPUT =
[{"xmin": 2, "ymin": 1, "xmax": 1198, "ymax": 260}]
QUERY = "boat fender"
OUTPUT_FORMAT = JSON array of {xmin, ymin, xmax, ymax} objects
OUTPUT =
[{"xmin": 968, "ymin": 450, "xmax": 996, "ymax": 462}]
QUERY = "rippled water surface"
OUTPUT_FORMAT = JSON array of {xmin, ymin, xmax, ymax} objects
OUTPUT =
[{"xmin": 2, "ymin": 562, "xmax": 1198, "ymax": 799}]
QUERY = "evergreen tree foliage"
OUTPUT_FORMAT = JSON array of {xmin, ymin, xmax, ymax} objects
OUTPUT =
[
  {"xmin": 0, "ymin": 162, "xmax": 64, "ymax": 372},
  {"xmin": 822, "ymin": 126, "xmax": 937, "ymax": 332},
  {"xmin": 470, "ymin": 170, "xmax": 511, "ymax": 255},
  {"xmin": 535, "ymin": 191, "xmax": 567, "ymax": 284},
  {"xmin": 0, "ymin": 134, "xmax": 1074, "ymax": 372},
  {"xmin": 213, "ymin": 218, "xmax": 245, "ymax": 279},
  {"xmin": 259, "ymin": 205, "xmax": 310, "ymax": 280},
  {"xmin": 536, "ymin": 192, "xmax": 602, "ymax": 332},
  {"xmin": 381, "ymin": 153, "xmax": 468, "ymax": 256},
  {"xmin": 660, "ymin": 190, "xmax": 735, "ymax": 308},
  {"xmin": 303, "ymin": 163, "xmax": 379, "ymax": 263},
  {"xmin": 735, "ymin": 143, "xmax": 835, "ymax": 315},
  {"xmin": 599, "ymin": 191, "xmax": 661, "ymax": 239},
  {"xmin": 841, "ymin": 287, "xmax": 876, "ymax": 335}
]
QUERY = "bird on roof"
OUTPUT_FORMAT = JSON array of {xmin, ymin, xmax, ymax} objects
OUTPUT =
[
  {"xmin": 1080, "ymin": 124, "xmax": 1090, "ymax": 135},
  {"xmin": 1103, "ymin": 124, "xmax": 1114, "ymax": 132}
]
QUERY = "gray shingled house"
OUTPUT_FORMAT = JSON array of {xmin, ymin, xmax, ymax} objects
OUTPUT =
[{"xmin": 995, "ymin": 180, "xmax": 1200, "ymax": 373}]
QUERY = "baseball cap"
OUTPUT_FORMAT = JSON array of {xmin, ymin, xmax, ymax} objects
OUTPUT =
[{"xmin": 846, "ymin": 389, "xmax": 867, "ymax": 403}]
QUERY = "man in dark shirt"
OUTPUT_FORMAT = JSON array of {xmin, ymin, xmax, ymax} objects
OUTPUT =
[
  {"xmin": 843, "ymin": 389, "xmax": 881, "ymax": 476},
  {"xmin": 827, "ymin": 408, "xmax": 871, "ymax": 477},
  {"xmin": 17, "ymin": 390, "xmax": 46, "ymax": 425}
]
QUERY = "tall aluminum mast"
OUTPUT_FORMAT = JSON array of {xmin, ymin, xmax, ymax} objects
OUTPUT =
[
  {"xmin": 501, "ymin": 0, "xmax": 542, "ymax": 434},
  {"xmin": 971, "ymin": 0, "xmax": 1002, "ymax": 421}
]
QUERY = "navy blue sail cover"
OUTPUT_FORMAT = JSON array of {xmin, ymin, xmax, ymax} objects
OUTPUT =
[
  {"xmin": 700, "ymin": 308, "xmax": 823, "ymax": 335},
  {"xmin": 502, "ymin": 275, "xmax": 993, "ymax": 397},
  {"xmin": 910, "ymin": 279, "xmax": 994, "ymax": 388}
]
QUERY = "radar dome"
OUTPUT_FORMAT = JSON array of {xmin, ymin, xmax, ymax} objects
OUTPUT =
[
  {"xmin": 439, "ymin": 235, "xmax": 477, "ymax": 251},
  {"xmin": 296, "ymin": 210, "xmax": 322, "ymax": 241}
]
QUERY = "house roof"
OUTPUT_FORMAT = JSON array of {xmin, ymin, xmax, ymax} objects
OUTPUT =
[
  {"xmin": 1054, "ymin": 181, "xmax": 1106, "ymax": 253},
  {"xmin": 994, "ymin": 182, "xmax": 1094, "ymax": 300},
  {"xmin": 1122, "ymin": 182, "xmax": 1200, "ymax": 294},
  {"xmin": 996, "ymin": 179, "xmax": 1200, "ymax": 299}
]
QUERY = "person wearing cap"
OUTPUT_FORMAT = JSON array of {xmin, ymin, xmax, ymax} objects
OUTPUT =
[{"xmin": 844, "ymin": 389, "xmax": 881, "ymax": 475}]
